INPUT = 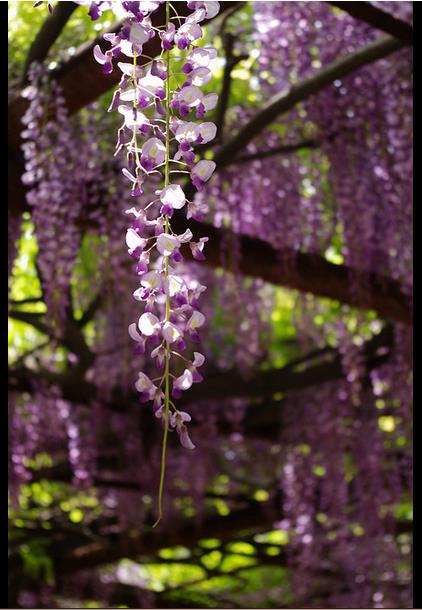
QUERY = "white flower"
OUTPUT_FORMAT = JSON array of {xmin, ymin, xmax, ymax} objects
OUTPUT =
[
  {"xmin": 175, "ymin": 121, "xmax": 200, "ymax": 143},
  {"xmin": 193, "ymin": 352, "xmax": 205, "ymax": 367},
  {"xmin": 135, "ymin": 372, "xmax": 154, "ymax": 393},
  {"xmin": 190, "ymin": 67, "xmax": 212, "ymax": 87},
  {"xmin": 179, "ymin": 85, "xmax": 203, "ymax": 107},
  {"xmin": 191, "ymin": 160, "xmax": 216, "ymax": 182},
  {"xmin": 126, "ymin": 228, "xmax": 146, "ymax": 254},
  {"xmin": 162, "ymin": 321, "xmax": 183, "ymax": 343},
  {"xmin": 128, "ymin": 323, "xmax": 143, "ymax": 342},
  {"xmin": 140, "ymin": 271, "xmax": 163, "ymax": 290},
  {"xmin": 156, "ymin": 233, "xmax": 181, "ymax": 257},
  {"xmin": 164, "ymin": 275, "xmax": 186, "ymax": 297},
  {"xmin": 187, "ymin": 46, "xmax": 217, "ymax": 68},
  {"xmin": 142, "ymin": 137, "xmax": 166, "ymax": 165},
  {"xmin": 138, "ymin": 312, "xmax": 160, "ymax": 336},
  {"xmin": 173, "ymin": 369, "xmax": 193, "ymax": 392},
  {"xmin": 201, "ymin": 93, "xmax": 218, "ymax": 111},
  {"xmin": 187, "ymin": 311, "xmax": 206, "ymax": 331},
  {"xmin": 198, "ymin": 122, "xmax": 216, "ymax": 144},
  {"xmin": 159, "ymin": 184, "xmax": 186, "ymax": 209}
]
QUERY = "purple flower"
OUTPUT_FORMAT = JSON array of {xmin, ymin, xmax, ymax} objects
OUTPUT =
[
  {"xmin": 118, "ymin": 104, "xmax": 150, "ymax": 134},
  {"xmin": 125, "ymin": 207, "xmax": 156, "ymax": 232},
  {"xmin": 93, "ymin": 45, "xmax": 113, "ymax": 74},
  {"xmin": 156, "ymin": 229, "xmax": 192, "ymax": 257},
  {"xmin": 128, "ymin": 322, "xmax": 146, "ymax": 354},
  {"xmin": 151, "ymin": 60, "xmax": 167, "ymax": 81},
  {"xmin": 140, "ymin": 270, "xmax": 164, "ymax": 292},
  {"xmin": 186, "ymin": 199, "xmax": 208, "ymax": 220},
  {"xmin": 164, "ymin": 274, "xmax": 186, "ymax": 297},
  {"xmin": 159, "ymin": 22, "xmax": 176, "ymax": 50},
  {"xmin": 169, "ymin": 411, "xmax": 195, "ymax": 450},
  {"xmin": 191, "ymin": 160, "xmax": 216, "ymax": 190},
  {"xmin": 156, "ymin": 233, "xmax": 181, "ymax": 257},
  {"xmin": 173, "ymin": 369, "xmax": 193, "ymax": 395},
  {"xmin": 122, "ymin": 166, "xmax": 145, "ymax": 196},
  {"xmin": 171, "ymin": 87, "xmax": 203, "ymax": 117},
  {"xmin": 186, "ymin": 1, "xmax": 220, "ymax": 20},
  {"xmin": 117, "ymin": 61, "xmax": 143, "ymax": 78},
  {"xmin": 135, "ymin": 252, "xmax": 150, "ymax": 275},
  {"xmin": 190, "ymin": 351, "xmax": 205, "ymax": 382},
  {"xmin": 201, "ymin": 92, "xmax": 218, "ymax": 111},
  {"xmin": 184, "ymin": 46, "xmax": 217, "ymax": 70},
  {"xmin": 152, "ymin": 388, "xmax": 165, "ymax": 412},
  {"xmin": 174, "ymin": 22, "xmax": 202, "ymax": 50},
  {"xmin": 187, "ymin": 67, "xmax": 212, "ymax": 87},
  {"xmin": 138, "ymin": 312, "xmax": 160, "ymax": 336},
  {"xmin": 126, "ymin": 228, "xmax": 147, "ymax": 257},
  {"xmin": 190, "ymin": 237, "xmax": 208, "ymax": 260},
  {"xmin": 186, "ymin": 310, "xmax": 205, "ymax": 333},
  {"xmin": 108, "ymin": 89, "xmax": 121, "ymax": 112},
  {"xmin": 175, "ymin": 121, "xmax": 200, "ymax": 143},
  {"xmin": 120, "ymin": 21, "xmax": 150, "ymax": 46},
  {"xmin": 162, "ymin": 321, "xmax": 183, "ymax": 344},
  {"xmin": 141, "ymin": 137, "xmax": 166, "ymax": 171},
  {"xmin": 135, "ymin": 372, "xmax": 156, "ymax": 402},
  {"xmin": 198, "ymin": 122, "xmax": 217, "ymax": 143},
  {"xmin": 151, "ymin": 344, "xmax": 166, "ymax": 370}
]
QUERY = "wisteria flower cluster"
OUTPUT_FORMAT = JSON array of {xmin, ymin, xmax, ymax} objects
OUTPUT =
[{"xmin": 87, "ymin": 0, "xmax": 220, "ymax": 522}]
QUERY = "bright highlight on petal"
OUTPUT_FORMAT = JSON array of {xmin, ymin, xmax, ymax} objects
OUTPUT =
[
  {"xmin": 160, "ymin": 184, "xmax": 186, "ymax": 209},
  {"xmin": 126, "ymin": 228, "xmax": 145, "ymax": 253},
  {"xmin": 174, "ymin": 369, "xmax": 193, "ymax": 391},
  {"xmin": 138, "ymin": 312, "xmax": 160, "ymax": 336}
]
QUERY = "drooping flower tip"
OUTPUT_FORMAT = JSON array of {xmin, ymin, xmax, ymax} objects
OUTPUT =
[
  {"xmin": 170, "ymin": 410, "xmax": 196, "ymax": 450},
  {"xmin": 190, "ymin": 236, "xmax": 208, "ymax": 260}
]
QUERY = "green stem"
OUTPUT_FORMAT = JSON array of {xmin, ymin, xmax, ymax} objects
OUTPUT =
[
  {"xmin": 153, "ymin": 0, "xmax": 171, "ymax": 528},
  {"xmin": 132, "ymin": 50, "xmax": 141, "ymax": 168}
]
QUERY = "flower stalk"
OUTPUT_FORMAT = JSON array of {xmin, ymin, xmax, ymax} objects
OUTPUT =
[{"xmin": 76, "ymin": 0, "xmax": 220, "ymax": 523}]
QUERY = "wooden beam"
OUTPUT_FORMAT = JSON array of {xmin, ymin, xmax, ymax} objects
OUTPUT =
[
  {"xmin": 8, "ymin": 1, "xmax": 237, "ymax": 155},
  {"xmin": 22, "ymin": 1, "xmax": 79, "ymax": 82},
  {"xmin": 329, "ymin": 2, "xmax": 413, "ymax": 45}
]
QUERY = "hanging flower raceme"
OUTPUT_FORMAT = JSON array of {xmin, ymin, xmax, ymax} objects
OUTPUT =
[{"xmin": 84, "ymin": 0, "xmax": 219, "ymax": 523}]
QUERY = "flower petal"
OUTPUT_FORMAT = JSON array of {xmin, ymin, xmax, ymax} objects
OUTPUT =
[
  {"xmin": 162, "ymin": 321, "xmax": 183, "ymax": 343},
  {"xmin": 126, "ymin": 228, "xmax": 145, "ymax": 253},
  {"xmin": 202, "ymin": 93, "xmax": 218, "ymax": 111},
  {"xmin": 198, "ymin": 122, "xmax": 216, "ymax": 144},
  {"xmin": 191, "ymin": 160, "xmax": 216, "ymax": 182},
  {"xmin": 165, "ymin": 274, "xmax": 186, "ymax": 297},
  {"xmin": 135, "ymin": 372, "xmax": 156, "ymax": 395},
  {"xmin": 187, "ymin": 310, "xmax": 205, "ymax": 331},
  {"xmin": 138, "ymin": 312, "xmax": 160, "ymax": 336},
  {"xmin": 128, "ymin": 322, "xmax": 143, "ymax": 342},
  {"xmin": 193, "ymin": 352, "xmax": 205, "ymax": 367},
  {"xmin": 178, "ymin": 424, "xmax": 196, "ymax": 450},
  {"xmin": 156, "ymin": 233, "xmax": 180, "ymax": 256},
  {"xmin": 179, "ymin": 85, "xmax": 203, "ymax": 107},
  {"xmin": 174, "ymin": 369, "xmax": 193, "ymax": 392},
  {"xmin": 160, "ymin": 184, "xmax": 186, "ymax": 209}
]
